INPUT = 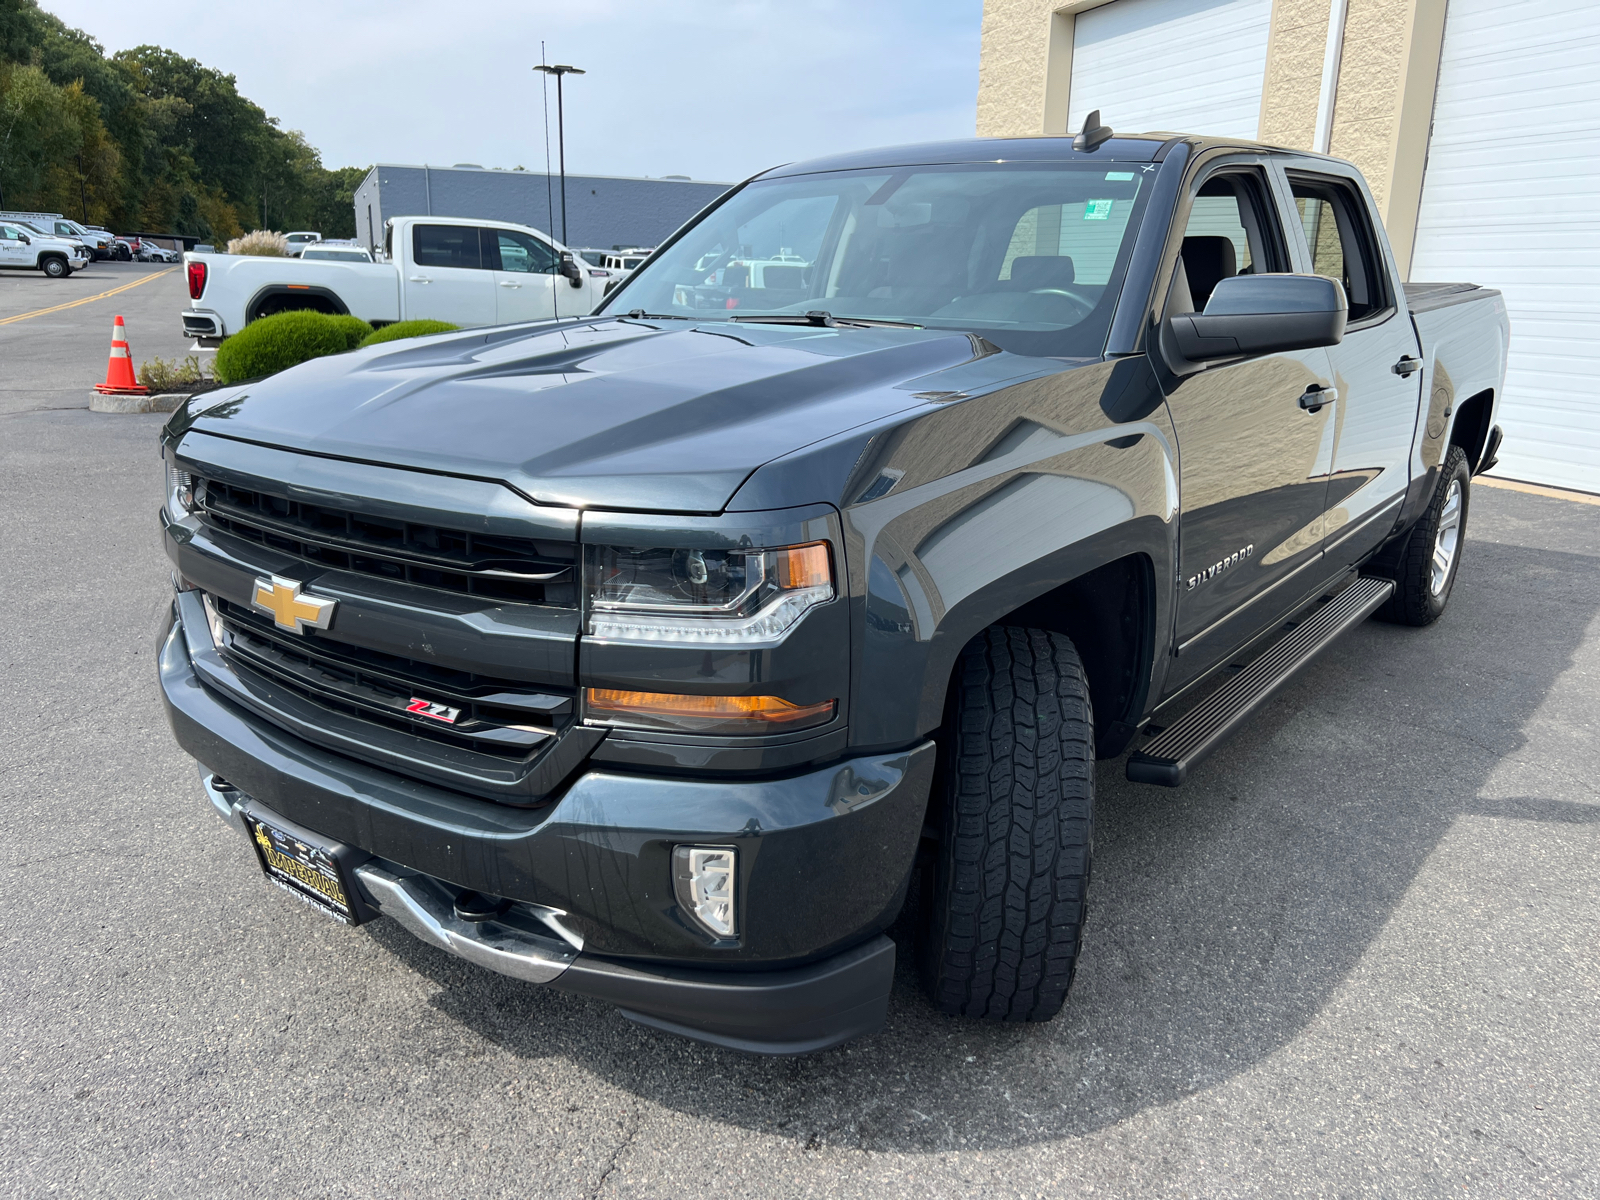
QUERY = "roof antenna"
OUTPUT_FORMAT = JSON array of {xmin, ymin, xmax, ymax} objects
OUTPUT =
[{"xmin": 1073, "ymin": 109, "xmax": 1113, "ymax": 151}]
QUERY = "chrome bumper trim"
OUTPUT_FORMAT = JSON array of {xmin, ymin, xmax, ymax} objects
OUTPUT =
[
  {"xmin": 199, "ymin": 767, "xmax": 579, "ymax": 985},
  {"xmin": 353, "ymin": 864, "xmax": 578, "ymax": 984},
  {"xmin": 200, "ymin": 766, "xmax": 250, "ymax": 838}
]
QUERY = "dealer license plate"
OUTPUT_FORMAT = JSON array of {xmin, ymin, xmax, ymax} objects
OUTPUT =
[{"xmin": 244, "ymin": 811, "xmax": 360, "ymax": 925}]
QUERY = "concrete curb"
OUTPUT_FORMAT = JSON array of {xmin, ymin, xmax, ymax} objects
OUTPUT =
[{"xmin": 90, "ymin": 392, "xmax": 188, "ymax": 414}]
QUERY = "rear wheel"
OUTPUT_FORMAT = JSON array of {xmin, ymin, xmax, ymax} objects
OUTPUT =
[
  {"xmin": 919, "ymin": 626, "xmax": 1094, "ymax": 1022},
  {"xmin": 41, "ymin": 256, "xmax": 68, "ymax": 278},
  {"xmin": 1375, "ymin": 444, "xmax": 1471, "ymax": 626}
]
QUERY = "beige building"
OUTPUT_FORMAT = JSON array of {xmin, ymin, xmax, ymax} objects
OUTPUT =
[{"xmin": 977, "ymin": 0, "xmax": 1598, "ymax": 492}]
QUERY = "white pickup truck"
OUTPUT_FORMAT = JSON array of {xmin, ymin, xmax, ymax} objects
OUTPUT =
[{"xmin": 180, "ymin": 216, "xmax": 610, "ymax": 342}]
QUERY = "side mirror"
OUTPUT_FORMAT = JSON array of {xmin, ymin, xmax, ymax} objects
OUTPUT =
[
  {"xmin": 18, "ymin": 233, "xmax": 30, "ymax": 245},
  {"xmin": 1166, "ymin": 273, "xmax": 1346, "ymax": 364},
  {"xmin": 559, "ymin": 252, "xmax": 584, "ymax": 287}
]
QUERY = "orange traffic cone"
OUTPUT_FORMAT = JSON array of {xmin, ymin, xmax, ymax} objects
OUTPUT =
[{"xmin": 95, "ymin": 315, "xmax": 148, "ymax": 395}]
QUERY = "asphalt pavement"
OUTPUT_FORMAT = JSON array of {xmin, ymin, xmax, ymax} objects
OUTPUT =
[{"xmin": 2, "ymin": 275, "xmax": 1596, "ymax": 1198}]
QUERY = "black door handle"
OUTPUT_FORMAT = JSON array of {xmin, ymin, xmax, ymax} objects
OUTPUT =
[
  {"xmin": 1393, "ymin": 356, "xmax": 1423, "ymax": 377},
  {"xmin": 1298, "ymin": 385, "xmax": 1337, "ymax": 412}
]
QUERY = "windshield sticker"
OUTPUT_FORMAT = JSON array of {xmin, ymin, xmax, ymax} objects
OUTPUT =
[
  {"xmin": 1084, "ymin": 199, "xmax": 1115, "ymax": 220},
  {"xmin": 1105, "ymin": 172, "xmax": 1135, "ymax": 181}
]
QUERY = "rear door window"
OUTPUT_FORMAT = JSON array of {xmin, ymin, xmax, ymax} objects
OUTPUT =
[
  {"xmin": 1288, "ymin": 174, "xmax": 1390, "ymax": 322},
  {"xmin": 413, "ymin": 224, "xmax": 482, "ymax": 269}
]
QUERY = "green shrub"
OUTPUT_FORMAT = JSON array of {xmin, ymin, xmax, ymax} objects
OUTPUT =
[
  {"xmin": 214, "ymin": 310, "xmax": 374, "ymax": 383},
  {"xmin": 361, "ymin": 319, "xmax": 460, "ymax": 347},
  {"xmin": 329, "ymin": 313, "xmax": 375, "ymax": 349},
  {"xmin": 138, "ymin": 354, "xmax": 212, "ymax": 392}
]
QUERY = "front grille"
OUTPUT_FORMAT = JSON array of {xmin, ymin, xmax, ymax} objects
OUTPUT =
[
  {"xmin": 213, "ymin": 596, "xmax": 572, "ymax": 760},
  {"xmin": 193, "ymin": 475, "xmax": 575, "ymax": 606}
]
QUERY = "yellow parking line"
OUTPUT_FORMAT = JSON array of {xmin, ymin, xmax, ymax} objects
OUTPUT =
[
  {"xmin": 1478, "ymin": 475, "xmax": 1600, "ymax": 507},
  {"xmin": 0, "ymin": 268, "xmax": 177, "ymax": 327}
]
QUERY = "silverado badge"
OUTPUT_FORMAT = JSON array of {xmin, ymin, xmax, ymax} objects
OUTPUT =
[{"xmin": 251, "ymin": 575, "xmax": 336, "ymax": 634}]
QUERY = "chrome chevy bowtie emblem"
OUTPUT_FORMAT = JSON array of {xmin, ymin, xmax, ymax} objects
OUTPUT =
[{"xmin": 251, "ymin": 575, "xmax": 336, "ymax": 634}]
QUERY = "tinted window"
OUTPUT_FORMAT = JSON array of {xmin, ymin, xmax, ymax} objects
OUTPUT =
[
  {"xmin": 1168, "ymin": 170, "xmax": 1286, "ymax": 313},
  {"xmin": 1289, "ymin": 174, "xmax": 1388, "ymax": 322},
  {"xmin": 413, "ymin": 224, "xmax": 482, "ymax": 269},
  {"xmin": 493, "ymin": 229, "xmax": 558, "ymax": 274}
]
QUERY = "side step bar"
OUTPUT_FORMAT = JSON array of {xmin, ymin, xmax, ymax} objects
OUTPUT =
[{"xmin": 1127, "ymin": 576, "xmax": 1395, "ymax": 787}]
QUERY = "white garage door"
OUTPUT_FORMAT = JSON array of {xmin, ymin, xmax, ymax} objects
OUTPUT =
[
  {"xmin": 1410, "ymin": 0, "xmax": 1600, "ymax": 493},
  {"xmin": 1068, "ymin": 0, "xmax": 1273, "ymax": 140}
]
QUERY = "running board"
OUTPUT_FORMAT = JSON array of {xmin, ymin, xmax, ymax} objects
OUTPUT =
[{"xmin": 1127, "ymin": 576, "xmax": 1395, "ymax": 787}]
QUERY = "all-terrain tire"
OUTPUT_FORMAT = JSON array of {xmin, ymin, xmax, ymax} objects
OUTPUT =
[
  {"xmin": 920, "ymin": 626, "xmax": 1094, "ymax": 1022},
  {"xmin": 1375, "ymin": 444, "xmax": 1471, "ymax": 626}
]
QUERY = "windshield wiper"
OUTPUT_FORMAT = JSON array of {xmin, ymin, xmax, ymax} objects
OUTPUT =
[
  {"xmin": 728, "ymin": 310, "xmax": 923, "ymax": 330},
  {"xmin": 620, "ymin": 310, "xmax": 695, "ymax": 321}
]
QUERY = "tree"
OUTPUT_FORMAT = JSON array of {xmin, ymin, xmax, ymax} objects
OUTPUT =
[{"xmin": 0, "ymin": 0, "xmax": 364, "ymax": 235}]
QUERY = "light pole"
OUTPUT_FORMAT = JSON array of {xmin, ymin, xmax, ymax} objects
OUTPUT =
[{"xmin": 532, "ymin": 63, "xmax": 584, "ymax": 246}]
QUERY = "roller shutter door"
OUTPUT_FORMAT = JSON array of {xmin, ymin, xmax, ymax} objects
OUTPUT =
[
  {"xmin": 1067, "ymin": 0, "xmax": 1273, "ymax": 140},
  {"xmin": 1410, "ymin": 0, "xmax": 1600, "ymax": 492}
]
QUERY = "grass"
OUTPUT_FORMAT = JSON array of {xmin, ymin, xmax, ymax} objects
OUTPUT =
[
  {"xmin": 137, "ymin": 355, "xmax": 213, "ymax": 393},
  {"xmin": 225, "ymin": 230, "xmax": 289, "ymax": 257}
]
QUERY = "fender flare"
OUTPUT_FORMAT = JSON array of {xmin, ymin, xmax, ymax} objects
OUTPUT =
[
  {"xmin": 852, "ymin": 510, "xmax": 1176, "ymax": 752},
  {"xmin": 246, "ymin": 283, "xmax": 351, "ymax": 323}
]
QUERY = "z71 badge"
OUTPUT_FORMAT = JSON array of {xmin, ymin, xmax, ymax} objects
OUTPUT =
[
  {"xmin": 405, "ymin": 698, "xmax": 462, "ymax": 724},
  {"xmin": 1187, "ymin": 544, "xmax": 1254, "ymax": 591}
]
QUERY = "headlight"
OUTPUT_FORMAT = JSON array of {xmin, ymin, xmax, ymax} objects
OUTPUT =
[
  {"xmin": 586, "ymin": 541, "xmax": 833, "ymax": 645},
  {"xmin": 165, "ymin": 460, "xmax": 195, "ymax": 518}
]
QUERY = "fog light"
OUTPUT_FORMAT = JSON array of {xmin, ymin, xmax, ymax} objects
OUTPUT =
[{"xmin": 674, "ymin": 845, "xmax": 737, "ymax": 940}]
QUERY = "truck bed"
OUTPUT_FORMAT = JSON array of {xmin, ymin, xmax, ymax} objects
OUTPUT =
[{"xmin": 1404, "ymin": 281, "xmax": 1496, "ymax": 314}]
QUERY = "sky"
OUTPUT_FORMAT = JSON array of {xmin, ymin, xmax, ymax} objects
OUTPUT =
[{"xmin": 45, "ymin": 0, "xmax": 983, "ymax": 184}]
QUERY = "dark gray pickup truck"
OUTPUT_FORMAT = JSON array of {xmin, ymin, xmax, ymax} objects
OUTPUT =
[{"xmin": 159, "ymin": 125, "xmax": 1508, "ymax": 1054}]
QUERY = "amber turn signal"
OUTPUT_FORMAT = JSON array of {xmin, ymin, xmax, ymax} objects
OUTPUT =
[
  {"xmin": 771, "ymin": 542, "xmax": 832, "ymax": 590},
  {"xmin": 585, "ymin": 688, "xmax": 836, "ymax": 735}
]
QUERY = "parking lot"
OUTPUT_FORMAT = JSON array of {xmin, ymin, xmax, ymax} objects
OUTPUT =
[{"xmin": 2, "ymin": 268, "xmax": 1596, "ymax": 1198}]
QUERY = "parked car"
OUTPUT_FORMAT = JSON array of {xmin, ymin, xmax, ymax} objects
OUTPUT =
[
  {"xmin": 299, "ymin": 243, "xmax": 373, "ymax": 263},
  {"xmin": 284, "ymin": 231, "xmax": 322, "ymax": 257},
  {"xmin": 9, "ymin": 219, "xmax": 91, "ymax": 262},
  {"xmin": 55, "ymin": 218, "xmax": 114, "ymax": 260},
  {"xmin": 139, "ymin": 239, "xmax": 178, "ymax": 263},
  {"xmin": 158, "ymin": 128, "xmax": 1507, "ymax": 1054},
  {"xmin": 180, "ymin": 216, "xmax": 609, "ymax": 342},
  {"xmin": 601, "ymin": 247, "xmax": 654, "ymax": 272},
  {"xmin": 0, "ymin": 221, "xmax": 90, "ymax": 277},
  {"xmin": 111, "ymin": 237, "xmax": 135, "ymax": 261},
  {"xmin": 0, "ymin": 211, "xmax": 112, "ymax": 259}
]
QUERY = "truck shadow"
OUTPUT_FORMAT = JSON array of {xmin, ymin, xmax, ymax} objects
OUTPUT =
[{"xmin": 367, "ymin": 529, "xmax": 1600, "ymax": 1153}]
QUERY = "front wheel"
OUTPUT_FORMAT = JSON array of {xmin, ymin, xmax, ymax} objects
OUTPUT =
[
  {"xmin": 41, "ymin": 256, "xmax": 68, "ymax": 279},
  {"xmin": 1375, "ymin": 444, "xmax": 1471, "ymax": 626},
  {"xmin": 919, "ymin": 626, "xmax": 1094, "ymax": 1022}
]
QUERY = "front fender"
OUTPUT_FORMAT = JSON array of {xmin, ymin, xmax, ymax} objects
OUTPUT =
[{"xmin": 838, "ymin": 356, "xmax": 1179, "ymax": 747}]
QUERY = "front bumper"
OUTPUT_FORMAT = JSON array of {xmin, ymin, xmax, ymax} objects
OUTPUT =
[{"xmin": 161, "ymin": 602, "xmax": 931, "ymax": 1053}]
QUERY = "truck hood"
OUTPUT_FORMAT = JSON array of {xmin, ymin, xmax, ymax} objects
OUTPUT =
[{"xmin": 181, "ymin": 318, "xmax": 993, "ymax": 513}]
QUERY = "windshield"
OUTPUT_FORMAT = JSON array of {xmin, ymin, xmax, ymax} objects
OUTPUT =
[{"xmin": 599, "ymin": 162, "xmax": 1153, "ymax": 357}]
